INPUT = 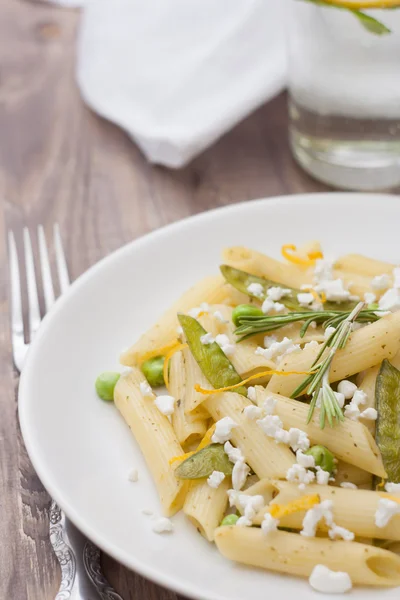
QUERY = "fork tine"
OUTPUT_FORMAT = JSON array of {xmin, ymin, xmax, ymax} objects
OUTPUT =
[
  {"xmin": 53, "ymin": 224, "xmax": 70, "ymax": 292},
  {"xmin": 23, "ymin": 228, "xmax": 41, "ymax": 341},
  {"xmin": 8, "ymin": 231, "xmax": 25, "ymax": 367},
  {"xmin": 38, "ymin": 225, "xmax": 55, "ymax": 312}
]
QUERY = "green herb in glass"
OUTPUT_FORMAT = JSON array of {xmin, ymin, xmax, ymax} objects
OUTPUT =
[
  {"xmin": 292, "ymin": 301, "xmax": 365, "ymax": 429},
  {"xmin": 178, "ymin": 314, "xmax": 247, "ymax": 395}
]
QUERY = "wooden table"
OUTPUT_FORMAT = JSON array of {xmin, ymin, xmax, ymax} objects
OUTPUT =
[{"xmin": 1, "ymin": 2, "xmax": 397, "ymax": 599}]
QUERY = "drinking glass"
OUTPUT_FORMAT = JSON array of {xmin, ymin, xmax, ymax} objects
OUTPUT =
[{"xmin": 287, "ymin": 2, "xmax": 400, "ymax": 190}]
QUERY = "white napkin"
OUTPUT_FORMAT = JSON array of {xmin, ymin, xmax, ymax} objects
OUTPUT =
[{"xmin": 76, "ymin": 0, "xmax": 287, "ymax": 167}]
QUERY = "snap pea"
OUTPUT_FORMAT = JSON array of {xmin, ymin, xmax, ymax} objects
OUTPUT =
[
  {"xmin": 141, "ymin": 356, "xmax": 165, "ymax": 387},
  {"xmin": 178, "ymin": 314, "xmax": 246, "ymax": 395},
  {"xmin": 376, "ymin": 359, "xmax": 400, "ymax": 483},
  {"xmin": 95, "ymin": 371, "xmax": 120, "ymax": 402},
  {"xmin": 175, "ymin": 444, "xmax": 233, "ymax": 479},
  {"xmin": 304, "ymin": 445, "xmax": 335, "ymax": 475},
  {"xmin": 220, "ymin": 514, "xmax": 239, "ymax": 527}
]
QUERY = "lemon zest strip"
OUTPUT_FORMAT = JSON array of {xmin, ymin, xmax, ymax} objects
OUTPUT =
[
  {"xmin": 163, "ymin": 343, "xmax": 188, "ymax": 390},
  {"xmin": 269, "ymin": 494, "xmax": 320, "ymax": 519},
  {"xmin": 138, "ymin": 340, "xmax": 181, "ymax": 365},
  {"xmin": 282, "ymin": 244, "xmax": 323, "ymax": 267},
  {"xmin": 194, "ymin": 369, "xmax": 315, "ymax": 395}
]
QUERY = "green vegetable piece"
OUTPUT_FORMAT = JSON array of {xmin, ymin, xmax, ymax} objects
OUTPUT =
[
  {"xmin": 95, "ymin": 371, "xmax": 120, "ymax": 402},
  {"xmin": 302, "ymin": 0, "xmax": 391, "ymax": 35},
  {"xmin": 220, "ymin": 514, "xmax": 239, "ymax": 527},
  {"xmin": 304, "ymin": 445, "xmax": 335, "ymax": 474},
  {"xmin": 175, "ymin": 444, "xmax": 233, "ymax": 479},
  {"xmin": 178, "ymin": 314, "xmax": 246, "ymax": 395},
  {"xmin": 232, "ymin": 304, "xmax": 264, "ymax": 327},
  {"xmin": 141, "ymin": 356, "xmax": 165, "ymax": 387},
  {"xmin": 376, "ymin": 359, "xmax": 400, "ymax": 483}
]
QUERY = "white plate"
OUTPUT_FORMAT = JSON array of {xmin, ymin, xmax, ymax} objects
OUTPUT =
[{"xmin": 20, "ymin": 193, "xmax": 400, "ymax": 600}]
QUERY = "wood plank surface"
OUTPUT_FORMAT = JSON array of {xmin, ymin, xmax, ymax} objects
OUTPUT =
[{"xmin": 0, "ymin": 1, "xmax": 397, "ymax": 599}]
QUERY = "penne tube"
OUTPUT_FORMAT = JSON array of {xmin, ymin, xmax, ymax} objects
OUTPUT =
[
  {"xmin": 170, "ymin": 351, "xmax": 208, "ymax": 447},
  {"xmin": 335, "ymin": 254, "xmax": 394, "ymax": 278},
  {"xmin": 247, "ymin": 479, "xmax": 400, "ymax": 541},
  {"xmin": 255, "ymin": 388, "xmax": 386, "ymax": 477},
  {"xmin": 222, "ymin": 246, "xmax": 308, "ymax": 289},
  {"xmin": 214, "ymin": 526, "xmax": 400, "ymax": 587},
  {"xmin": 334, "ymin": 460, "xmax": 373, "ymax": 490},
  {"xmin": 182, "ymin": 347, "xmax": 214, "ymax": 414},
  {"xmin": 183, "ymin": 478, "xmax": 230, "ymax": 542},
  {"xmin": 267, "ymin": 313, "xmax": 400, "ymax": 398},
  {"xmin": 114, "ymin": 368, "xmax": 187, "ymax": 516},
  {"xmin": 204, "ymin": 392, "xmax": 294, "ymax": 479},
  {"xmin": 120, "ymin": 275, "xmax": 230, "ymax": 366}
]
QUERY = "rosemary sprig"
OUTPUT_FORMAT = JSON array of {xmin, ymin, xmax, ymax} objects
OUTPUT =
[
  {"xmin": 291, "ymin": 302, "xmax": 366, "ymax": 429},
  {"xmin": 234, "ymin": 307, "xmax": 381, "ymax": 341}
]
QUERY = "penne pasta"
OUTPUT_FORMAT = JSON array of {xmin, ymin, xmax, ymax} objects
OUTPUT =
[
  {"xmin": 335, "ymin": 254, "xmax": 394, "ymax": 278},
  {"xmin": 255, "ymin": 387, "xmax": 386, "ymax": 477},
  {"xmin": 214, "ymin": 526, "xmax": 400, "ymax": 587},
  {"xmin": 183, "ymin": 478, "xmax": 230, "ymax": 542},
  {"xmin": 267, "ymin": 312, "xmax": 400, "ymax": 398},
  {"xmin": 170, "ymin": 351, "xmax": 208, "ymax": 447},
  {"xmin": 334, "ymin": 460, "xmax": 373, "ymax": 490},
  {"xmin": 114, "ymin": 368, "xmax": 187, "ymax": 516},
  {"xmin": 205, "ymin": 392, "xmax": 295, "ymax": 479}
]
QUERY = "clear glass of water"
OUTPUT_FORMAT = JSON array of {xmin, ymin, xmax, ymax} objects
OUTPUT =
[{"xmin": 287, "ymin": 2, "xmax": 400, "ymax": 190}]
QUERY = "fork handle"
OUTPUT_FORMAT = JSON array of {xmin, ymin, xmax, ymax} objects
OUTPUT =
[{"xmin": 49, "ymin": 502, "xmax": 124, "ymax": 600}]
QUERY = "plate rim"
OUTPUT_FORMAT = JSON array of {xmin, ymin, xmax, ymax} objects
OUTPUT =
[{"xmin": 18, "ymin": 192, "xmax": 397, "ymax": 600}]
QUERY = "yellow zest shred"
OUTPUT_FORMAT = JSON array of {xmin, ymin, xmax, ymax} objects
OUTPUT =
[
  {"xmin": 281, "ymin": 244, "xmax": 323, "ymax": 267},
  {"xmin": 302, "ymin": 287, "xmax": 327, "ymax": 305},
  {"xmin": 169, "ymin": 424, "xmax": 216, "ymax": 465},
  {"xmin": 163, "ymin": 343, "xmax": 188, "ymax": 390},
  {"xmin": 376, "ymin": 478, "xmax": 386, "ymax": 491},
  {"xmin": 269, "ymin": 494, "xmax": 320, "ymax": 519},
  {"xmin": 138, "ymin": 340, "xmax": 182, "ymax": 365},
  {"xmin": 194, "ymin": 369, "xmax": 315, "ymax": 395},
  {"xmin": 380, "ymin": 493, "xmax": 400, "ymax": 505}
]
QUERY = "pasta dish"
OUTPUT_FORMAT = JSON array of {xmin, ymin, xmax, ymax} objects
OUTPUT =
[{"xmin": 95, "ymin": 242, "xmax": 400, "ymax": 594}]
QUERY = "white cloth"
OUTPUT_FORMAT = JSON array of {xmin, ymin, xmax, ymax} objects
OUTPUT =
[{"xmin": 74, "ymin": 0, "xmax": 286, "ymax": 167}]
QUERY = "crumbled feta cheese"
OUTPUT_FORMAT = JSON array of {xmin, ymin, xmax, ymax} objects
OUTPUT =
[
  {"xmin": 188, "ymin": 302, "xmax": 210, "ymax": 317},
  {"xmin": 120, "ymin": 366, "xmax": 133, "ymax": 377},
  {"xmin": 142, "ymin": 508, "xmax": 154, "ymax": 516},
  {"xmin": 140, "ymin": 381, "xmax": 153, "ymax": 397},
  {"xmin": 304, "ymin": 340, "xmax": 319, "ymax": 350},
  {"xmin": 255, "ymin": 337, "xmax": 300, "ymax": 361},
  {"xmin": 371, "ymin": 274, "xmax": 391, "ymax": 290},
  {"xmin": 328, "ymin": 524, "xmax": 355, "ymax": 541},
  {"xmin": 224, "ymin": 441, "xmax": 244, "ymax": 464},
  {"xmin": 337, "ymin": 380, "xmax": 357, "ymax": 400},
  {"xmin": 232, "ymin": 460, "xmax": 250, "ymax": 491},
  {"xmin": 228, "ymin": 491, "xmax": 264, "ymax": 525},
  {"xmin": 257, "ymin": 415, "xmax": 284, "ymax": 437},
  {"xmin": 364, "ymin": 292, "xmax": 376, "ymax": 305},
  {"xmin": 344, "ymin": 403, "xmax": 361, "ymax": 421},
  {"xmin": 247, "ymin": 282, "xmax": 264, "ymax": 299},
  {"xmin": 297, "ymin": 292, "xmax": 314, "ymax": 307},
  {"xmin": 261, "ymin": 396, "xmax": 277, "ymax": 415},
  {"xmin": 288, "ymin": 428, "xmax": 310, "ymax": 452},
  {"xmin": 215, "ymin": 334, "xmax": 230, "ymax": 347},
  {"xmin": 316, "ymin": 467, "xmax": 331, "ymax": 486},
  {"xmin": 375, "ymin": 498, "xmax": 400, "ymax": 527},
  {"xmin": 200, "ymin": 332, "xmax": 214, "ymax": 345},
  {"xmin": 154, "ymin": 395, "xmax": 175, "ymax": 416},
  {"xmin": 264, "ymin": 335, "xmax": 278, "ymax": 348},
  {"xmin": 315, "ymin": 279, "xmax": 351, "ymax": 302},
  {"xmin": 128, "ymin": 468, "xmax": 139, "ymax": 482},
  {"xmin": 243, "ymin": 405, "xmax": 263, "ymax": 420},
  {"xmin": 176, "ymin": 325, "xmax": 184, "ymax": 336},
  {"xmin": 334, "ymin": 391, "xmax": 345, "ymax": 409},
  {"xmin": 152, "ymin": 517, "xmax": 173, "ymax": 534},
  {"xmin": 267, "ymin": 286, "xmax": 291, "ymax": 301},
  {"xmin": 247, "ymin": 386, "xmax": 257, "ymax": 402},
  {"xmin": 309, "ymin": 565, "xmax": 352, "ymax": 594},
  {"xmin": 207, "ymin": 470, "xmax": 226, "ymax": 489},
  {"xmin": 261, "ymin": 299, "xmax": 285, "ymax": 314},
  {"xmin": 393, "ymin": 267, "xmax": 400, "ymax": 289},
  {"xmin": 386, "ymin": 482, "xmax": 400, "ymax": 494},
  {"xmin": 340, "ymin": 482, "xmax": 358, "ymax": 490},
  {"xmin": 296, "ymin": 450, "xmax": 315, "ymax": 469},
  {"xmin": 261, "ymin": 513, "xmax": 279, "ymax": 535},
  {"xmin": 286, "ymin": 464, "xmax": 315, "ymax": 487},
  {"xmin": 301, "ymin": 500, "xmax": 334, "ymax": 537},
  {"xmin": 379, "ymin": 288, "xmax": 400, "ymax": 312},
  {"xmin": 324, "ymin": 326, "xmax": 336, "ymax": 340},
  {"xmin": 314, "ymin": 259, "xmax": 334, "ymax": 284},
  {"xmin": 213, "ymin": 310, "xmax": 228, "ymax": 324},
  {"xmin": 236, "ymin": 516, "xmax": 252, "ymax": 527},
  {"xmin": 352, "ymin": 390, "xmax": 367, "ymax": 406},
  {"xmin": 212, "ymin": 417, "xmax": 238, "ymax": 443},
  {"xmin": 360, "ymin": 407, "xmax": 378, "ymax": 421},
  {"xmin": 274, "ymin": 429, "xmax": 291, "ymax": 445}
]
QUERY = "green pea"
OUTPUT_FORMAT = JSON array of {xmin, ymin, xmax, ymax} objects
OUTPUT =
[
  {"xmin": 220, "ymin": 514, "xmax": 239, "ymax": 527},
  {"xmin": 232, "ymin": 304, "xmax": 264, "ymax": 327},
  {"xmin": 304, "ymin": 445, "xmax": 335, "ymax": 475},
  {"xmin": 95, "ymin": 371, "xmax": 120, "ymax": 402},
  {"xmin": 141, "ymin": 356, "xmax": 165, "ymax": 387}
]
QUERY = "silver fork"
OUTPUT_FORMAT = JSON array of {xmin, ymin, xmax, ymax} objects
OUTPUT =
[{"xmin": 8, "ymin": 225, "xmax": 123, "ymax": 600}]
